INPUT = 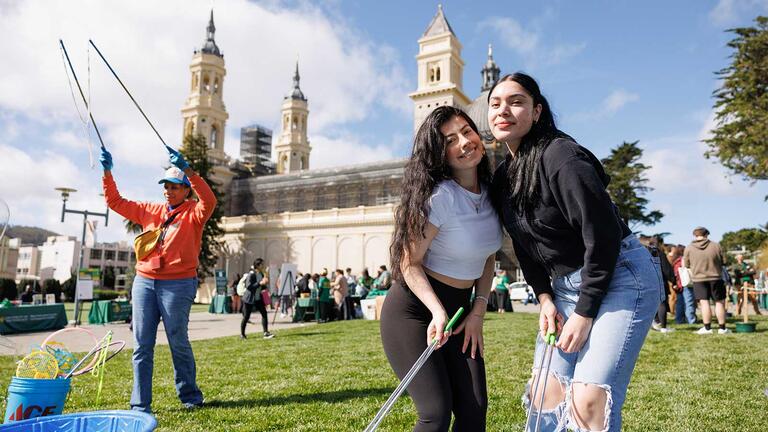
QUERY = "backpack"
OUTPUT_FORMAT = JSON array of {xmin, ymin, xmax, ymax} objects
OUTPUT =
[{"xmin": 236, "ymin": 273, "xmax": 250, "ymax": 296}]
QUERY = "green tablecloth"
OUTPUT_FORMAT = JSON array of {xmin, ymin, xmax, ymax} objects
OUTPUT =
[
  {"xmin": 0, "ymin": 304, "xmax": 67, "ymax": 335},
  {"xmin": 293, "ymin": 297, "xmax": 318, "ymax": 322},
  {"xmin": 88, "ymin": 300, "xmax": 132, "ymax": 324},
  {"xmin": 208, "ymin": 295, "xmax": 232, "ymax": 314}
]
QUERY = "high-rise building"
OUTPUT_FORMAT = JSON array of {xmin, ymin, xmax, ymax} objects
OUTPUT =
[{"xmin": 239, "ymin": 124, "xmax": 274, "ymax": 175}]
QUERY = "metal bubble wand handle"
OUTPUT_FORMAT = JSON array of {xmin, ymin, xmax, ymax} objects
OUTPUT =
[
  {"xmin": 525, "ymin": 332, "xmax": 557, "ymax": 432},
  {"xmin": 363, "ymin": 307, "xmax": 464, "ymax": 432}
]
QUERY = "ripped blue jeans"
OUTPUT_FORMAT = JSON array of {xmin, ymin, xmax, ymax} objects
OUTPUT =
[{"xmin": 524, "ymin": 235, "xmax": 663, "ymax": 431}]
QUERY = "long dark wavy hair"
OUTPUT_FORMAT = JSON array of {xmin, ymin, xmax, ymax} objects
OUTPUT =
[
  {"xmin": 487, "ymin": 72, "xmax": 572, "ymax": 215},
  {"xmin": 389, "ymin": 106, "xmax": 492, "ymax": 283}
]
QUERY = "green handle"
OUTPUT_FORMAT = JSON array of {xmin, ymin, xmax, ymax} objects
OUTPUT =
[
  {"xmin": 444, "ymin": 307, "xmax": 464, "ymax": 333},
  {"xmin": 546, "ymin": 333, "xmax": 556, "ymax": 345}
]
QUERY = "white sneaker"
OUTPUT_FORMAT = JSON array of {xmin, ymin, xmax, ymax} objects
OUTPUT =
[
  {"xmin": 651, "ymin": 321, "xmax": 661, "ymax": 331},
  {"xmin": 659, "ymin": 327, "xmax": 675, "ymax": 333},
  {"xmin": 718, "ymin": 328, "xmax": 731, "ymax": 334},
  {"xmin": 695, "ymin": 327, "xmax": 713, "ymax": 335}
]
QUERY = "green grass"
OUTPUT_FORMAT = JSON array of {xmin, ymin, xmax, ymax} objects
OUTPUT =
[{"xmin": 2, "ymin": 313, "xmax": 767, "ymax": 431}]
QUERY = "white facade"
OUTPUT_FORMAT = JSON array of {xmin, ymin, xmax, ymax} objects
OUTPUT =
[
  {"xmin": 38, "ymin": 236, "xmax": 80, "ymax": 283},
  {"xmin": 15, "ymin": 245, "xmax": 40, "ymax": 282}
]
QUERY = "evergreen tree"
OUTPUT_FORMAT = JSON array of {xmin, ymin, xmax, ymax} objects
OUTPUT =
[
  {"xmin": 720, "ymin": 227, "xmax": 768, "ymax": 253},
  {"xmin": 180, "ymin": 133, "xmax": 225, "ymax": 279},
  {"xmin": 601, "ymin": 141, "xmax": 663, "ymax": 228},
  {"xmin": 124, "ymin": 219, "xmax": 142, "ymax": 234},
  {"xmin": 705, "ymin": 16, "xmax": 768, "ymax": 187}
]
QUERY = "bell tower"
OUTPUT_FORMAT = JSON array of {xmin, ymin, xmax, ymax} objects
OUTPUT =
[
  {"xmin": 408, "ymin": 4, "xmax": 470, "ymax": 135},
  {"xmin": 274, "ymin": 62, "xmax": 311, "ymax": 174},
  {"xmin": 181, "ymin": 10, "xmax": 232, "ymax": 185}
]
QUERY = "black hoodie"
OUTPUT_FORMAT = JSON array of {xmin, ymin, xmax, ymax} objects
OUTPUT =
[{"xmin": 492, "ymin": 138, "xmax": 632, "ymax": 318}]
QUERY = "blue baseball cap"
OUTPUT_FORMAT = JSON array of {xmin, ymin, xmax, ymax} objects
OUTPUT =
[{"xmin": 158, "ymin": 167, "xmax": 191, "ymax": 186}]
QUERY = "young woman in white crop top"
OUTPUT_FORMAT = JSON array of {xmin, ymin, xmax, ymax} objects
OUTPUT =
[{"xmin": 380, "ymin": 106, "xmax": 502, "ymax": 431}]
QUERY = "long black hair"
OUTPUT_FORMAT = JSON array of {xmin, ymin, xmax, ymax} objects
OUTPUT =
[
  {"xmin": 487, "ymin": 72, "xmax": 571, "ymax": 215},
  {"xmin": 389, "ymin": 106, "xmax": 492, "ymax": 283}
]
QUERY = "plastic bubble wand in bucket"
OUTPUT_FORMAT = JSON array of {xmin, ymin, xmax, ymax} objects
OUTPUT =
[
  {"xmin": 64, "ymin": 331, "xmax": 126, "ymax": 379},
  {"xmin": 363, "ymin": 307, "xmax": 464, "ymax": 432},
  {"xmin": 42, "ymin": 327, "xmax": 99, "ymax": 377}
]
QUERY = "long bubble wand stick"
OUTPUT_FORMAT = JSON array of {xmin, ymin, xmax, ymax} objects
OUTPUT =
[
  {"xmin": 88, "ymin": 39, "xmax": 169, "ymax": 149},
  {"xmin": 363, "ymin": 307, "xmax": 464, "ymax": 432}
]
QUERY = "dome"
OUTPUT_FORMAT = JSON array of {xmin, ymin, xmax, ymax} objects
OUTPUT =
[{"xmin": 466, "ymin": 89, "xmax": 493, "ymax": 144}]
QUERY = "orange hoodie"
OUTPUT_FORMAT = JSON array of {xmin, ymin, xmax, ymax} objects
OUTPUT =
[{"xmin": 103, "ymin": 172, "xmax": 217, "ymax": 280}]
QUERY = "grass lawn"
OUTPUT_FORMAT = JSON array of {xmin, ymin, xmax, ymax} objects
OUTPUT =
[{"xmin": 2, "ymin": 312, "xmax": 767, "ymax": 431}]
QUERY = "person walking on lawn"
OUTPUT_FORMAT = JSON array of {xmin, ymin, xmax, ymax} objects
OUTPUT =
[
  {"xmin": 241, "ymin": 258, "xmax": 274, "ymax": 339},
  {"xmin": 684, "ymin": 227, "xmax": 729, "ymax": 334},
  {"xmin": 100, "ymin": 145, "xmax": 212, "ymax": 413}
]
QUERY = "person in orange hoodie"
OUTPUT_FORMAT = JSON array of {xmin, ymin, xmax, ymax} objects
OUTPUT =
[{"xmin": 100, "ymin": 145, "xmax": 216, "ymax": 413}]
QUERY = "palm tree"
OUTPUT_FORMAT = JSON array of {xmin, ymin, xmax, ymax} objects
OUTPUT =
[{"xmin": 124, "ymin": 219, "xmax": 143, "ymax": 235}]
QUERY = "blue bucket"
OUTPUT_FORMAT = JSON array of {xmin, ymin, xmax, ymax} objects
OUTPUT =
[{"xmin": 3, "ymin": 377, "xmax": 71, "ymax": 423}]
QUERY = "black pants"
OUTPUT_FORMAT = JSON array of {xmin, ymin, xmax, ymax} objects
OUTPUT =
[
  {"xmin": 241, "ymin": 301, "xmax": 268, "ymax": 336},
  {"xmin": 380, "ymin": 276, "xmax": 487, "ymax": 432}
]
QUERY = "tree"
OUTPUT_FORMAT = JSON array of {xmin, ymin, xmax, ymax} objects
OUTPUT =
[
  {"xmin": 705, "ymin": 16, "xmax": 768, "ymax": 188},
  {"xmin": 720, "ymin": 227, "xmax": 768, "ymax": 253},
  {"xmin": 0, "ymin": 279, "xmax": 17, "ymax": 301},
  {"xmin": 124, "ymin": 219, "xmax": 142, "ymax": 235},
  {"xmin": 180, "ymin": 133, "xmax": 225, "ymax": 279},
  {"xmin": 601, "ymin": 141, "xmax": 663, "ymax": 228}
]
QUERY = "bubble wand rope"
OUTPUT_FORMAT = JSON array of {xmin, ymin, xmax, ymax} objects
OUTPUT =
[
  {"xmin": 63, "ymin": 331, "xmax": 112, "ymax": 379},
  {"xmin": 525, "ymin": 332, "xmax": 557, "ymax": 432},
  {"xmin": 88, "ymin": 39, "xmax": 169, "ymax": 149},
  {"xmin": 92, "ymin": 331, "xmax": 113, "ymax": 405},
  {"xmin": 58, "ymin": 39, "xmax": 106, "ymax": 151},
  {"xmin": 363, "ymin": 307, "xmax": 464, "ymax": 432}
]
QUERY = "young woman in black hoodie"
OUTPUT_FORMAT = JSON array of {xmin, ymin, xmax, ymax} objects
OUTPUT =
[{"xmin": 487, "ymin": 73, "xmax": 663, "ymax": 432}]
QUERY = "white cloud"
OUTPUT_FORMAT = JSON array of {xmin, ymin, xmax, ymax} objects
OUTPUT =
[
  {"xmin": 478, "ymin": 17, "xmax": 585, "ymax": 68},
  {"xmin": 709, "ymin": 0, "xmax": 768, "ymax": 26},
  {"xmin": 643, "ymin": 111, "xmax": 755, "ymax": 196},
  {"xmin": 0, "ymin": 0, "xmax": 413, "ymax": 240},
  {"xmin": 309, "ymin": 132, "xmax": 403, "ymax": 170},
  {"xmin": 569, "ymin": 89, "xmax": 639, "ymax": 122}
]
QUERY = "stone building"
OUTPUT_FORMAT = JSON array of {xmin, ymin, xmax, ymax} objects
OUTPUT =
[{"xmin": 183, "ymin": 7, "xmax": 520, "ymax": 300}]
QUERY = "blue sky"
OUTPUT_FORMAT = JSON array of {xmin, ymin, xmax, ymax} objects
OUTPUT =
[{"xmin": 1, "ymin": 0, "xmax": 767, "ymax": 246}]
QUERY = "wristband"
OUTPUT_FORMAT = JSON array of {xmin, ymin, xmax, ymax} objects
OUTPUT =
[{"xmin": 474, "ymin": 295, "xmax": 488, "ymax": 304}]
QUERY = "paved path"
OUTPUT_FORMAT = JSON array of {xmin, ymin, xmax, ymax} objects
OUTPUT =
[{"xmin": 2, "ymin": 310, "xmax": 310, "ymax": 353}]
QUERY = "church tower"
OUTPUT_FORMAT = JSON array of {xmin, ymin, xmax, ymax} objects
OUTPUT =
[
  {"xmin": 408, "ymin": 4, "xmax": 471, "ymax": 135},
  {"xmin": 274, "ymin": 62, "xmax": 311, "ymax": 174},
  {"xmin": 180, "ymin": 10, "xmax": 232, "ymax": 185},
  {"xmin": 480, "ymin": 44, "xmax": 500, "ymax": 92}
]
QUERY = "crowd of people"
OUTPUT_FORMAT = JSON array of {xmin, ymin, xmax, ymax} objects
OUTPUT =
[
  {"xmin": 226, "ymin": 263, "xmax": 394, "ymax": 332},
  {"xmin": 642, "ymin": 227, "xmax": 764, "ymax": 335}
]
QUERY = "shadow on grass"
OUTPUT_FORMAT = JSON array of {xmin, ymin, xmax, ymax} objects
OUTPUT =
[{"xmin": 202, "ymin": 387, "xmax": 394, "ymax": 409}]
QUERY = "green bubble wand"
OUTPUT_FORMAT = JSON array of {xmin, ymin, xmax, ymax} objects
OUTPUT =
[
  {"xmin": 525, "ymin": 331, "xmax": 557, "ymax": 432},
  {"xmin": 364, "ymin": 307, "xmax": 464, "ymax": 432}
]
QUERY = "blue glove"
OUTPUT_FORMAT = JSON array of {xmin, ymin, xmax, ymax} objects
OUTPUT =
[
  {"xmin": 166, "ymin": 145, "xmax": 190, "ymax": 171},
  {"xmin": 99, "ymin": 146, "xmax": 113, "ymax": 171}
]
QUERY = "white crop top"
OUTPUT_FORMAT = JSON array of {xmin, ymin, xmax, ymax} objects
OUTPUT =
[{"xmin": 424, "ymin": 180, "xmax": 503, "ymax": 280}]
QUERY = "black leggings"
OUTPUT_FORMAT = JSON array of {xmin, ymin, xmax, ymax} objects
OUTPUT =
[
  {"xmin": 241, "ymin": 301, "xmax": 268, "ymax": 336},
  {"xmin": 380, "ymin": 276, "xmax": 487, "ymax": 432}
]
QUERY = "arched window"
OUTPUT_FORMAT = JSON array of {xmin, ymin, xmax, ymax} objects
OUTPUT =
[
  {"xmin": 292, "ymin": 116, "xmax": 298, "ymax": 130},
  {"xmin": 429, "ymin": 68, "xmax": 435, "ymax": 82},
  {"xmin": 210, "ymin": 126, "xmax": 218, "ymax": 148},
  {"xmin": 301, "ymin": 156, "xmax": 307, "ymax": 170},
  {"xmin": 185, "ymin": 120, "xmax": 194, "ymax": 137},
  {"xmin": 213, "ymin": 78, "xmax": 219, "ymax": 94},
  {"xmin": 435, "ymin": 66, "xmax": 441, "ymax": 81},
  {"xmin": 284, "ymin": 115, "xmax": 290, "ymax": 131},
  {"xmin": 203, "ymin": 75, "xmax": 210, "ymax": 93}
]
